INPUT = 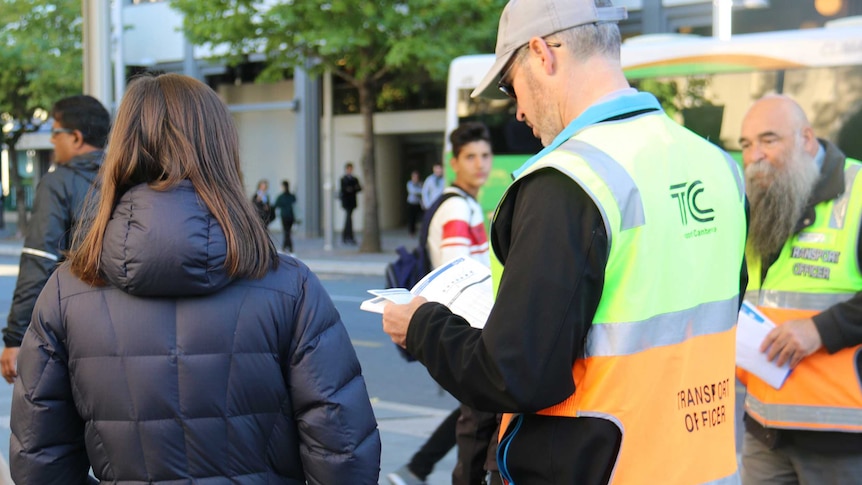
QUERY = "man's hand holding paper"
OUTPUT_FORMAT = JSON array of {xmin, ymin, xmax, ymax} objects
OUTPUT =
[
  {"xmin": 760, "ymin": 317, "xmax": 822, "ymax": 369},
  {"xmin": 382, "ymin": 296, "xmax": 428, "ymax": 349}
]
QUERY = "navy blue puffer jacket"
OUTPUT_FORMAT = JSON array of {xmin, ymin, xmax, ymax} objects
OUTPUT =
[{"xmin": 10, "ymin": 181, "xmax": 381, "ymax": 484}]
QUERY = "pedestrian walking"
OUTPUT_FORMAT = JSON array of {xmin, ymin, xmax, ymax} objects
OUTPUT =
[
  {"xmin": 274, "ymin": 179, "xmax": 297, "ymax": 254},
  {"xmin": 340, "ymin": 162, "xmax": 361, "ymax": 245},
  {"xmin": 1, "ymin": 95, "xmax": 110, "ymax": 384}
]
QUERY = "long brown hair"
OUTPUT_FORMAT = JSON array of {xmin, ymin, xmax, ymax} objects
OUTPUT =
[{"xmin": 70, "ymin": 73, "xmax": 277, "ymax": 285}]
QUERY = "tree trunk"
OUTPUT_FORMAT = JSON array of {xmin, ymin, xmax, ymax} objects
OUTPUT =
[
  {"xmin": 5, "ymin": 140, "xmax": 27, "ymax": 237},
  {"xmin": 357, "ymin": 80, "xmax": 381, "ymax": 253}
]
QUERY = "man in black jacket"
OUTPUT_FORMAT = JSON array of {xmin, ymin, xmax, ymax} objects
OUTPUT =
[
  {"xmin": 1, "ymin": 95, "xmax": 110, "ymax": 383},
  {"xmin": 339, "ymin": 162, "xmax": 361, "ymax": 245}
]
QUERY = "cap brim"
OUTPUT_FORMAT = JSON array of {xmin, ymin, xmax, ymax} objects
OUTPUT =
[{"xmin": 470, "ymin": 51, "xmax": 516, "ymax": 99}]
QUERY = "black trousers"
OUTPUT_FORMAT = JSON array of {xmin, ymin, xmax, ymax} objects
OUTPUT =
[
  {"xmin": 280, "ymin": 216, "xmax": 295, "ymax": 251},
  {"xmin": 406, "ymin": 203, "xmax": 423, "ymax": 236},
  {"xmin": 408, "ymin": 407, "xmax": 459, "ymax": 479},
  {"xmin": 342, "ymin": 207, "xmax": 356, "ymax": 243}
]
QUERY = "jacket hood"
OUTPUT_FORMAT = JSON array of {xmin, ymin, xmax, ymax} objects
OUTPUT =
[
  {"xmin": 101, "ymin": 181, "xmax": 232, "ymax": 297},
  {"xmin": 66, "ymin": 149, "xmax": 104, "ymax": 172}
]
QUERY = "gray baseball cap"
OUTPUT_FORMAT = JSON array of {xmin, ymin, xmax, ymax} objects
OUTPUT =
[{"xmin": 471, "ymin": 0, "xmax": 627, "ymax": 99}]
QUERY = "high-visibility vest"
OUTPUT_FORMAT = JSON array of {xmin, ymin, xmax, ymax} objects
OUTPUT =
[
  {"xmin": 740, "ymin": 159, "xmax": 862, "ymax": 432},
  {"xmin": 494, "ymin": 96, "xmax": 746, "ymax": 485}
]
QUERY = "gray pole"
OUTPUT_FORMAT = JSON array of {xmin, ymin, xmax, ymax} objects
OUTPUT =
[
  {"xmin": 294, "ymin": 63, "xmax": 322, "ymax": 237},
  {"xmin": 183, "ymin": 35, "xmax": 201, "ymax": 80},
  {"xmin": 82, "ymin": 0, "xmax": 113, "ymax": 107},
  {"xmin": 111, "ymin": 0, "xmax": 125, "ymax": 113},
  {"xmin": 641, "ymin": 0, "xmax": 666, "ymax": 34},
  {"xmin": 321, "ymin": 71, "xmax": 334, "ymax": 251}
]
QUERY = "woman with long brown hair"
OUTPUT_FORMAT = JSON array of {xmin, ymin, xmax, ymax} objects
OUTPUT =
[{"xmin": 10, "ymin": 73, "xmax": 380, "ymax": 484}]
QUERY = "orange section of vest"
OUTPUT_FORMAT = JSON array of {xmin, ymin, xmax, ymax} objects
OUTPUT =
[
  {"xmin": 739, "ymin": 307, "xmax": 862, "ymax": 431},
  {"xmin": 500, "ymin": 328, "xmax": 738, "ymax": 484}
]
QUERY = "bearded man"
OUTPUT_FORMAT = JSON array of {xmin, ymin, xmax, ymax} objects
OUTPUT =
[{"xmin": 738, "ymin": 94, "xmax": 862, "ymax": 484}]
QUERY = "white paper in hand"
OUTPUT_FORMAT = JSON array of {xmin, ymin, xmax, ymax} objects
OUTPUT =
[
  {"xmin": 360, "ymin": 257, "xmax": 493, "ymax": 329},
  {"xmin": 736, "ymin": 301, "xmax": 792, "ymax": 389}
]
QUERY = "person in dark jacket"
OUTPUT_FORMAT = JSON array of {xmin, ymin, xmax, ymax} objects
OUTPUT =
[
  {"xmin": 252, "ymin": 178, "xmax": 275, "ymax": 226},
  {"xmin": 274, "ymin": 179, "xmax": 297, "ymax": 253},
  {"xmin": 0, "ymin": 94, "xmax": 110, "ymax": 384},
  {"xmin": 339, "ymin": 162, "xmax": 361, "ymax": 245},
  {"xmin": 10, "ymin": 73, "xmax": 381, "ymax": 484}
]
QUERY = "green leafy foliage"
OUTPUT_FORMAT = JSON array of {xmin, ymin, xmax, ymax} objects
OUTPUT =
[
  {"xmin": 1, "ymin": 0, "xmax": 84, "ymax": 231},
  {"xmin": 171, "ymin": 0, "xmax": 503, "ymax": 88},
  {"xmin": 0, "ymin": 0, "xmax": 83, "ymax": 137}
]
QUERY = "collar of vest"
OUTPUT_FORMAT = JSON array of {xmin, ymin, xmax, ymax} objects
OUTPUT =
[{"xmin": 512, "ymin": 91, "xmax": 662, "ymax": 179}]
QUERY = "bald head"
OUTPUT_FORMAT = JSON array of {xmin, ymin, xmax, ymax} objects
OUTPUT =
[
  {"xmin": 739, "ymin": 94, "xmax": 819, "ymax": 171},
  {"xmin": 744, "ymin": 94, "xmax": 810, "ymax": 135}
]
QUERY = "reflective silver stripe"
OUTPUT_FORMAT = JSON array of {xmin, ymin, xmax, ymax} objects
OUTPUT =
[
  {"xmin": 722, "ymin": 151, "xmax": 745, "ymax": 202},
  {"xmin": 747, "ymin": 290, "xmax": 855, "ymax": 310},
  {"xmin": 21, "ymin": 247, "xmax": 59, "ymax": 262},
  {"xmin": 746, "ymin": 394, "xmax": 862, "ymax": 431},
  {"xmin": 829, "ymin": 163, "xmax": 861, "ymax": 230},
  {"xmin": 559, "ymin": 139, "xmax": 646, "ymax": 231},
  {"xmin": 586, "ymin": 296, "xmax": 738, "ymax": 357}
]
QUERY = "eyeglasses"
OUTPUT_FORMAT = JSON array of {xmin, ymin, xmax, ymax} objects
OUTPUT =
[
  {"xmin": 497, "ymin": 42, "xmax": 561, "ymax": 100},
  {"xmin": 50, "ymin": 128, "xmax": 75, "ymax": 136}
]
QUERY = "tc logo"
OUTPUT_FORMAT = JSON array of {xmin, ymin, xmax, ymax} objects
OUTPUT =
[{"xmin": 670, "ymin": 180, "xmax": 714, "ymax": 225}]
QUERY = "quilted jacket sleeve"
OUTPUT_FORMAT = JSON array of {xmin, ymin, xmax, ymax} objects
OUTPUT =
[
  {"xmin": 10, "ymin": 270, "xmax": 90, "ymax": 484},
  {"xmin": 287, "ymin": 268, "xmax": 381, "ymax": 484}
]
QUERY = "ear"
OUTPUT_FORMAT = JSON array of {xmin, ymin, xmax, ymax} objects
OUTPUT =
[
  {"xmin": 801, "ymin": 126, "xmax": 819, "ymax": 156},
  {"xmin": 71, "ymin": 129, "xmax": 86, "ymax": 149},
  {"xmin": 526, "ymin": 37, "xmax": 557, "ymax": 75}
]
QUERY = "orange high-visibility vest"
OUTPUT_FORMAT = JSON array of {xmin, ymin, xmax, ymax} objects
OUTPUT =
[
  {"xmin": 494, "ymin": 96, "xmax": 745, "ymax": 485},
  {"xmin": 740, "ymin": 160, "xmax": 862, "ymax": 432}
]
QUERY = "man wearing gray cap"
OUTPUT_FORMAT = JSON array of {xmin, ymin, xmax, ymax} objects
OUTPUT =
[{"xmin": 382, "ymin": 0, "xmax": 748, "ymax": 483}]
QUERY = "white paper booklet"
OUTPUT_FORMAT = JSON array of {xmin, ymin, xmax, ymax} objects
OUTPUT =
[
  {"xmin": 360, "ymin": 256, "xmax": 493, "ymax": 329},
  {"xmin": 736, "ymin": 301, "xmax": 792, "ymax": 389}
]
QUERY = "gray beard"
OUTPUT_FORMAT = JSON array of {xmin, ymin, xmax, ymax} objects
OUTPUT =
[{"xmin": 746, "ymin": 154, "xmax": 820, "ymax": 259}]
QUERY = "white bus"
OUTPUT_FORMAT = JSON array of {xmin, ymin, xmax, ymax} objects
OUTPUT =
[{"xmin": 446, "ymin": 20, "xmax": 862, "ymax": 217}]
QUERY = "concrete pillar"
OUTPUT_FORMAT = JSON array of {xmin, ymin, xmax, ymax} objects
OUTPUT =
[
  {"xmin": 82, "ymin": 0, "xmax": 112, "ymax": 107},
  {"xmin": 321, "ymin": 71, "xmax": 335, "ymax": 251},
  {"xmin": 294, "ymin": 63, "xmax": 322, "ymax": 237}
]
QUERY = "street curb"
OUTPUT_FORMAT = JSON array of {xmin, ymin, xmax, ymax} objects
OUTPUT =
[
  {"xmin": 302, "ymin": 259, "xmax": 386, "ymax": 277},
  {"xmin": 0, "ymin": 244, "xmax": 387, "ymax": 277},
  {"xmin": 0, "ymin": 246, "xmax": 21, "ymax": 258}
]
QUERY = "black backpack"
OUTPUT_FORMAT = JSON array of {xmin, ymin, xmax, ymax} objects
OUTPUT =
[{"xmin": 384, "ymin": 192, "xmax": 461, "ymax": 289}]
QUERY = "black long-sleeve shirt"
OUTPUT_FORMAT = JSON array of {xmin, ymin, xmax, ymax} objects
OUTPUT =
[{"xmin": 408, "ymin": 169, "xmax": 606, "ymax": 413}]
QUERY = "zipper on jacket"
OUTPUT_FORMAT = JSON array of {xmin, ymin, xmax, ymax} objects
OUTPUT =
[{"xmin": 497, "ymin": 413, "xmax": 524, "ymax": 484}]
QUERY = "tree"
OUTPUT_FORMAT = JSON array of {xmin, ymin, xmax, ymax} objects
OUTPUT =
[
  {"xmin": 171, "ymin": 0, "xmax": 504, "ymax": 252},
  {"xmin": 0, "ymin": 0, "xmax": 83, "ymax": 235}
]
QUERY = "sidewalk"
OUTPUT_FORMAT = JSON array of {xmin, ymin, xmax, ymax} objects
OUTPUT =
[{"xmin": 0, "ymin": 219, "xmax": 417, "ymax": 278}]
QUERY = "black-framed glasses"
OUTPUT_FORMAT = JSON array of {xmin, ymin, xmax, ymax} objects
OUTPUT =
[
  {"xmin": 50, "ymin": 127, "xmax": 75, "ymax": 136},
  {"xmin": 497, "ymin": 42, "xmax": 561, "ymax": 100}
]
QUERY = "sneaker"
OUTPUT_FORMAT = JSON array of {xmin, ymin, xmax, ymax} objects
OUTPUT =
[{"xmin": 386, "ymin": 465, "xmax": 426, "ymax": 485}]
